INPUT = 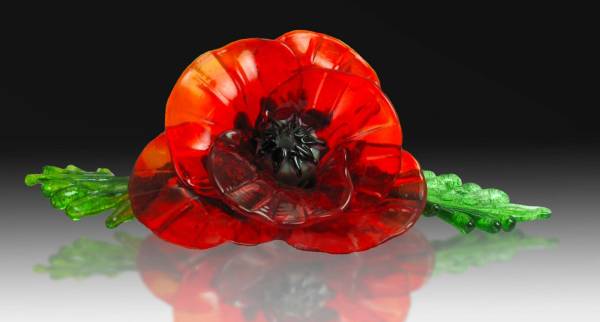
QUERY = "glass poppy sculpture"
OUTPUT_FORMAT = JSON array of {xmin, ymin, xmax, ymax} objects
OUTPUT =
[{"xmin": 25, "ymin": 30, "xmax": 551, "ymax": 254}]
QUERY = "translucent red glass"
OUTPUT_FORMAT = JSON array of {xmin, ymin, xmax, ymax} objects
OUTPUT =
[
  {"xmin": 137, "ymin": 229, "xmax": 433, "ymax": 321},
  {"xmin": 129, "ymin": 30, "xmax": 426, "ymax": 253}
]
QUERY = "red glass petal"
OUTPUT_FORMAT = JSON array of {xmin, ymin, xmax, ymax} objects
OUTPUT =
[
  {"xmin": 131, "ymin": 31, "xmax": 426, "ymax": 253},
  {"xmin": 284, "ymin": 150, "xmax": 426, "ymax": 253},
  {"xmin": 129, "ymin": 133, "xmax": 279, "ymax": 249},
  {"xmin": 165, "ymin": 39, "xmax": 300, "ymax": 193},
  {"xmin": 206, "ymin": 129, "xmax": 353, "ymax": 226},
  {"xmin": 278, "ymin": 30, "xmax": 380, "ymax": 85},
  {"xmin": 266, "ymin": 68, "xmax": 403, "ymax": 198}
]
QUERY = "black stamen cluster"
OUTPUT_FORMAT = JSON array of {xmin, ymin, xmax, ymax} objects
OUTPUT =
[{"xmin": 256, "ymin": 114, "xmax": 326, "ymax": 178}]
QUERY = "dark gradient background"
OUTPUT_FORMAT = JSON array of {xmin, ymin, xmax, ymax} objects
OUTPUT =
[{"xmin": 2, "ymin": 3, "xmax": 598, "ymax": 321}]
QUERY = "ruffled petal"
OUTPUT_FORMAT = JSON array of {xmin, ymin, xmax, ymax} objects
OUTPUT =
[
  {"xmin": 165, "ymin": 39, "xmax": 301, "ymax": 193},
  {"xmin": 284, "ymin": 150, "xmax": 426, "ymax": 253},
  {"xmin": 129, "ymin": 133, "xmax": 279, "ymax": 249},
  {"xmin": 206, "ymin": 129, "xmax": 353, "ymax": 227},
  {"xmin": 278, "ymin": 30, "xmax": 380, "ymax": 85},
  {"xmin": 265, "ymin": 68, "xmax": 403, "ymax": 198},
  {"xmin": 131, "ymin": 31, "xmax": 426, "ymax": 253}
]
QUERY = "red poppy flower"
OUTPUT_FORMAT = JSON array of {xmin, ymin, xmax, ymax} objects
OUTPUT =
[
  {"xmin": 137, "ymin": 229, "xmax": 433, "ymax": 322},
  {"xmin": 129, "ymin": 30, "xmax": 426, "ymax": 253}
]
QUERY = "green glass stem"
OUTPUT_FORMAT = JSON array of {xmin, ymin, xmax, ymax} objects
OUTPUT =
[{"xmin": 25, "ymin": 165, "xmax": 134, "ymax": 229}]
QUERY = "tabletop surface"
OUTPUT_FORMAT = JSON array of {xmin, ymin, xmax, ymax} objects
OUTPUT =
[{"xmin": 2, "ymin": 144, "xmax": 598, "ymax": 322}]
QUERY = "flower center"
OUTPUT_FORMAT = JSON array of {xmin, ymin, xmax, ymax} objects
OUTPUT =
[{"xmin": 255, "ymin": 114, "xmax": 327, "ymax": 187}]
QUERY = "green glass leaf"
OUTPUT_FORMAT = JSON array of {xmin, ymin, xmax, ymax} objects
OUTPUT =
[
  {"xmin": 25, "ymin": 165, "xmax": 550, "ymax": 235},
  {"xmin": 429, "ymin": 205, "xmax": 475, "ymax": 234},
  {"xmin": 105, "ymin": 198, "xmax": 135, "ymax": 229},
  {"xmin": 424, "ymin": 170, "xmax": 551, "ymax": 234},
  {"xmin": 25, "ymin": 165, "xmax": 132, "ymax": 228}
]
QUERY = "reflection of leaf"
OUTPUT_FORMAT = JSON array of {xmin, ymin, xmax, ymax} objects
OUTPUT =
[
  {"xmin": 423, "ymin": 170, "xmax": 552, "ymax": 234},
  {"xmin": 431, "ymin": 230, "xmax": 558, "ymax": 275},
  {"xmin": 35, "ymin": 230, "xmax": 557, "ymax": 280},
  {"xmin": 25, "ymin": 165, "xmax": 133, "ymax": 228},
  {"xmin": 34, "ymin": 232, "xmax": 142, "ymax": 279}
]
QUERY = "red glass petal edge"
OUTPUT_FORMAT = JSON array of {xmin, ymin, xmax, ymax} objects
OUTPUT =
[
  {"xmin": 129, "ymin": 133, "xmax": 279, "ymax": 249},
  {"xmin": 277, "ymin": 30, "xmax": 380, "ymax": 86}
]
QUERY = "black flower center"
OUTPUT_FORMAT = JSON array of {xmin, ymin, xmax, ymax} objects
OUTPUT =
[{"xmin": 255, "ymin": 114, "xmax": 327, "ymax": 187}]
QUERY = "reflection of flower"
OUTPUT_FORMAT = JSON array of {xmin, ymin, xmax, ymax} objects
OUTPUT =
[
  {"xmin": 36, "ymin": 230, "xmax": 558, "ymax": 321},
  {"xmin": 129, "ymin": 30, "xmax": 426, "ymax": 253},
  {"xmin": 137, "ymin": 229, "xmax": 434, "ymax": 322}
]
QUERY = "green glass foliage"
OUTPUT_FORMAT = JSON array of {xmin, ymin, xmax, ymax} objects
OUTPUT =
[
  {"xmin": 25, "ymin": 165, "xmax": 133, "ymax": 229},
  {"xmin": 24, "ymin": 165, "xmax": 551, "ymax": 234},
  {"xmin": 423, "ymin": 170, "xmax": 551, "ymax": 234},
  {"xmin": 34, "ymin": 232, "xmax": 142, "ymax": 279},
  {"xmin": 432, "ymin": 230, "xmax": 558, "ymax": 274}
]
